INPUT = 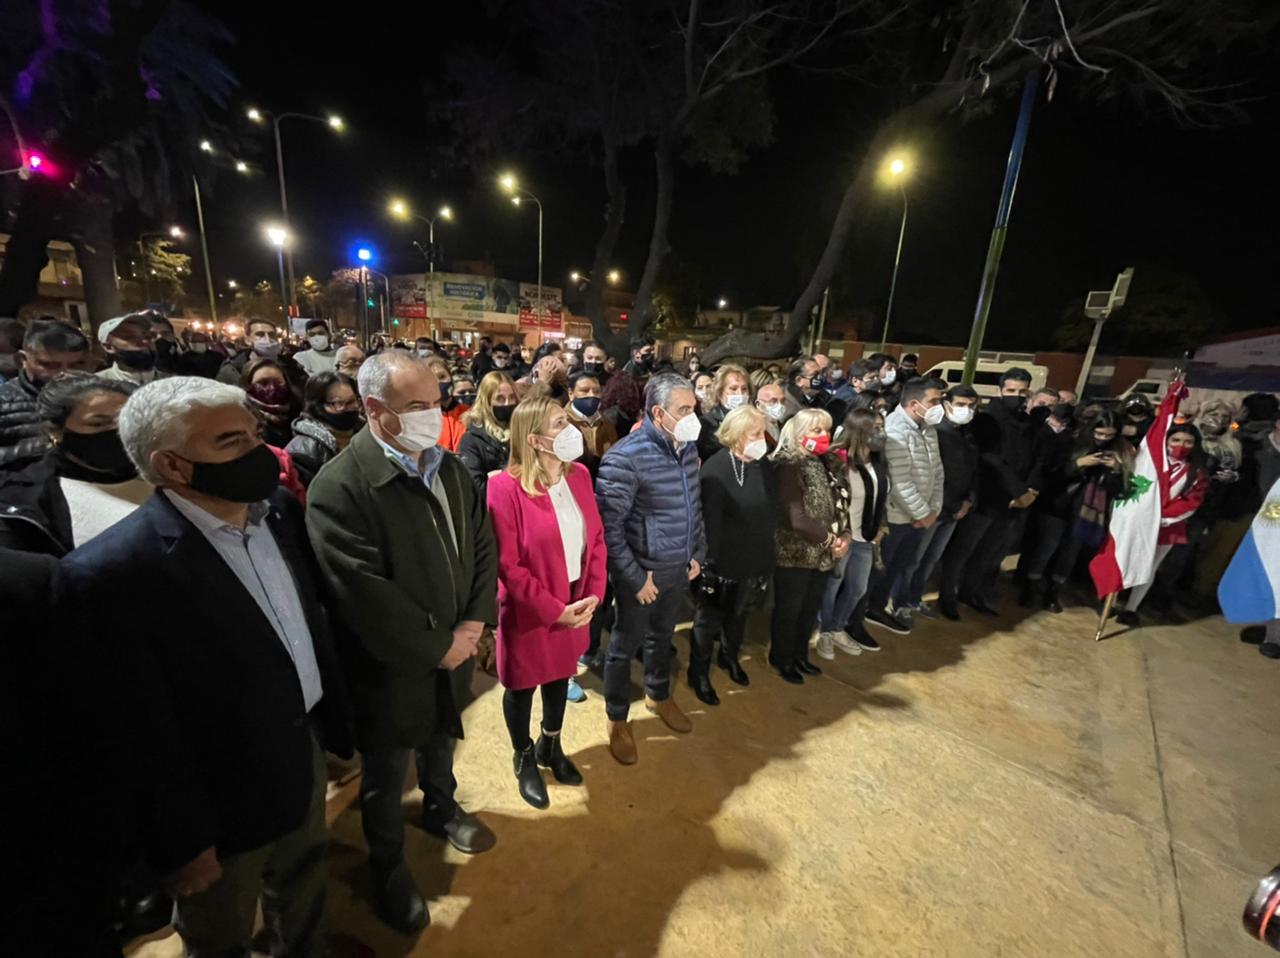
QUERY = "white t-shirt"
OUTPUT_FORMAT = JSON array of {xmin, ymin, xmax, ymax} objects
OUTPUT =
[
  {"xmin": 548, "ymin": 477, "xmax": 585, "ymax": 583},
  {"xmin": 846, "ymin": 463, "xmax": 879, "ymax": 543},
  {"xmin": 59, "ymin": 476, "xmax": 153, "ymax": 547}
]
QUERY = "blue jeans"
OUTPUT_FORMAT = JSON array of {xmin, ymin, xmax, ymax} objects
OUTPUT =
[
  {"xmin": 604, "ymin": 565, "xmax": 689, "ymax": 721},
  {"xmin": 904, "ymin": 514, "xmax": 959, "ymax": 606},
  {"xmin": 819, "ymin": 541, "xmax": 875, "ymax": 632}
]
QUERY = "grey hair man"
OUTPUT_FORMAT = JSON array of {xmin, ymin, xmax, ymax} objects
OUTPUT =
[
  {"xmin": 305, "ymin": 350, "xmax": 498, "ymax": 933},
  {"xmin": 60, "ymin": 375, "xmax": 353, "ymax": 956},
  {"xmin": 335, "ymin": 343, "xmax": 366, "ymax": 379},
  {"xmin": 595, "ymin": 372, "xmax": 707, "ymax": 764}
]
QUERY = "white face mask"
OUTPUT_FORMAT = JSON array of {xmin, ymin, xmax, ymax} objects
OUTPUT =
[
  {"xmin": 548, "ymin": 425, "xmax": 584, "ymax": 463},
  {"xmin": 663, "ymin": 409, "xmax": 702, "ymax": 443},
  {"xmin": 252, "ymin": 338, "xmax": 282, "ymax": 359},
  {"xmin": 946, "ymin": 404, "xmax": 975, "ymax": 426},
  {"xmin": 190, "ymin": 342, "xmax": 208, "ymax": 354},
  {"xmin": 762, "ymin": 402, "xmax": 786, "ymax": 422},
  {"xmin": 741, "ymin": 438, "xmax": 768, "ymax": 461},
  {"xmin": 923, "ymin": 403, "xmax": 946, "ymax": 426},
  {"xmin": 880, "ymin": 368, "xmax": 897, "ymax": 386},
  {"xmin": 390, "ymin": 407, "xmax": 442, "ymax": 452},
  {"xmin": 308, "ymin": 334, "xmax": 330, "ymax": 351},
  {"xmin": 696, "ymin": 389, "xmax": 711, "ymax": 405},
  {"xmin": 725, "ymin": 393, "xmax": 748, "ymax": 409}
]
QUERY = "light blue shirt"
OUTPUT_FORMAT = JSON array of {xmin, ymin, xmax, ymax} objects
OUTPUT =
[
  {"xmin": 373, "ymin": 433, "xmax": 457, "ymax": 548},
  {"xmin": 163, "ymin": 490, "xmax": 324, "ymax": 711}
]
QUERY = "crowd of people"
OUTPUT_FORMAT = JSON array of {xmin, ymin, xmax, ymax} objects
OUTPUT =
[{"xmin": 1, "ymin": 309, "xmax": 1277, "ymax": 955}]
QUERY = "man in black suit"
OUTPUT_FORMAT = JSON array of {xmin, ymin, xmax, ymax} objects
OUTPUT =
[{"xmin": 60, "ymin": 376, "xmax": 353, "ymax": 957}]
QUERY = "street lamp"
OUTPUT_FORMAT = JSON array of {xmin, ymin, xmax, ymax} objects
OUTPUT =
[
  {"xmin": 878, "ymin": 151, "xmax": 913, "ymax": 351},
  {"xmin": 191, "ymin": 138, "xmax": 253, "ymax": 324},
  {"xmin": 498, "ymin": 172, "xmax": 544, "ymax": 329},
  {"xmin": 246, "ymin": 105, "xmax": 346, "ymax": 310},
  {"xmin": 265, "ymin": 225, "xmax": 289, "ymax": 315},
  {"xmin": 717, "ymin": 297, "xmax": 729, "ymax": 309},
  {"xmin": 227, "ymin": 280, "xmax": 238, "ymax": 290}
]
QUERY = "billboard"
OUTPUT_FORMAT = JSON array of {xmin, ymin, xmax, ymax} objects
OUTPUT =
[
  {"xmin": 518, "ymin": 283, "xmax": 564, "ymax": 331},
  {"xmin": 390, "ymin": 272, "xmax": 521, "ymax": 327}
]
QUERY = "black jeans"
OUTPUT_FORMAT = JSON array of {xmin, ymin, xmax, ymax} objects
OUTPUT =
[
  {"xmin": 502, "ymin": 678, "xmax": 570, "ymax": 751},
  {"xmin": 866, "ymin": 522, "xmax": 934, "ymax": 614},
  {"xmin": 689, "ymin": 578, "xmax": 753, "ymax": 677},
  {"xmin": 770, "ymin": 566, "xmax": 829, "ymax": 669},
  {"xmin": 942, "ymin": 512, "xmax": 1023, "ymax": 603},
  {"xmin": 1018, "ymin": 512, "xmax": 1083, "ymax": 584},
  {"xmin": 603, "ymin": 565, "xmax": 689, "ymax": 721},
  {"xmin": 360, "ymin": 733, "xmax": 459, "ymax": 874},
  {"xmin": 586, "ymin": 578, "xmax": 616, "ymax": 663}
]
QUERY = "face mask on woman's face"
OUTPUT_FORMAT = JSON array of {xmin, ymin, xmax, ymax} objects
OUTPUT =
[
  {"xmin": 318, "ymin": 409, "xmax": 362, "ymax": 432},
  {"xmin": 802, "ymin": 433, "xmax": 830, "ymax": 456},
  {"xmin": 492, "ymin": 403, "xmax": 515, "ymax": 426},
  {"xmin": 741, "ymin": 438, "xmax": 768, "ymax": 461},
  {"xmin": 61, "ymin": 428, "xmax": 137, "ymax": 478},
  {"xmin": 545, "ymin": 424, "xmax": 584, "ymax": 463},
  {"xmin": 696, "ymin": 389, "xmax": 712, "ymax": 405},
  {"xmin": 867, "ymin": 432, "xmax": 886, "ymax": 452},
  {"xmin": 249, "ymin": 381, "xmax": 291, "ymax": 406},
  {"xmin": 725, "ymin": 393, "xmax": 748, "ymax": 410},
  {"xmin": 1168, "ymin": 443, "xmax": 1192, "ymax": 461}
]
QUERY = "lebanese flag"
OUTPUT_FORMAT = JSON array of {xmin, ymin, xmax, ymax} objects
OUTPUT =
[{"xmin": 1088, "ymin": 381, "xmax": 1187, "ymax": 598}]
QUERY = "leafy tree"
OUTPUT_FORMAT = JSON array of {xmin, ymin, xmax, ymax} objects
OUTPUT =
[{"xmin": 0, "ymin": 1, "xmax": 236, "ymax": 329}]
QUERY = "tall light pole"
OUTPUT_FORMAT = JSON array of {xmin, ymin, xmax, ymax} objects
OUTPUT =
[
  {"xmin": 193, "ymin": 138, "xmax": 252, "ymax": 324},
  {"xmin": 879, "ymin": 154, "xmax": 913, "ymax": 352},
  {"xmin": 498, "ymin": 173, "xmax": 544, "ymax": 330},
  {"xmin": 390, "ymin": 199, "xmax": 453, "ymax": 340},
  {"xmin": 266, "ymin": 226, "xmax": 289, "ymax": 317},
  {"xmin": 247, "ymin": 107, "xmax": 344, "ymax": 312}
]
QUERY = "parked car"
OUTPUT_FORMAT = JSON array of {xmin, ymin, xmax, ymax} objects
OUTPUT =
[{"xmin": 923, "ymin": 359, "xmax": 1049, "ymax": 400}]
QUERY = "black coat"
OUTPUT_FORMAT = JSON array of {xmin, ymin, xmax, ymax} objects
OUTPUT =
[
  {"xmin": 0, "ymin": 452, "xmax": 74, "ymax": 556},
  {"xmin": 848, "ymin": 457, "xmax": 890, "ymax": 542},
  {"xmin": 457, "ymin": 422, "xmax": 509, "ymax": 496},
  {"xmin": 696, "ymin": 404, "xmax": 730, "ymax": 462},
  {"xmin": 700, "ymin": 448, "xmax": 777, "ymax": 581},
  {"xmin": 59, "ymin": 490, "xmax": 354, "ymax": 875},
  {"xmin": 0, "ymin": 371, "xmax": 47, "ymax": 470},
  {"xmin": 1030, "ymin": 423, "xmax": 1077, "ymax": 519},
  {"xmin": 935, "ymin": 418, "xmax": 979, "ymax": 517},
  {"xmin": 972, "ymin": 400, "xmax": 1043, "ymax": 516}
]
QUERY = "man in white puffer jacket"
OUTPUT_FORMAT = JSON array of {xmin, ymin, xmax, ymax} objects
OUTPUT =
[{"xmin": 863, "ymin": 376, "xmax": 947, "ymax": 635}]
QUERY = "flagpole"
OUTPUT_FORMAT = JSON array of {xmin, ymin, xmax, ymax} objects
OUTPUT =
[{"xmin": 1095, "ymin": 593, "xmax": 1117, "ymax": 642}]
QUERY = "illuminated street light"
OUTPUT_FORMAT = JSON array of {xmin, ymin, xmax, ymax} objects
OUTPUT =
[
  {"xmin": 607, "ymin": 269, "xmax": 621, "ymax": 285},
  {"xmin": 499, "ymin": 174, "xmax": 544, "ymax": 329},
  {"xmin": 356, "ymin": 247, "xmax": 372, "ymax": 262},
  {"xmin": 199, "ymin": 139, "xmax": 213, "ymax": 153},
  {"xmin": 245, "ymin": 105, "xmax": 347, "ymax": 309},
  {"xmin": 717, "ymin": 297, "xmax": 729, "ymax": 309},
  {"xmin": 569, "ymin": 271, "xmax": 582, "ymax": 283},
  {"xmin": 169, "ymin": 225, "xmax": 184, "ymax": 238},
  {"xmin": 228, "ymin": 279, "xmax": 238, "ymax": 289},
  {"xmin": 498, "ymin": 172, "xmax": 517, "ymax": 193},
  {"xmin": 265, "ymin": 226, "xmax": 289, "ymax": 315},
  {"xmin": 235, "ymin": 160, "xmax": 249, "ymax": 173},
  {"xmin": 439, "ymin": 205, "xmax": 453, "ymax": 221},
  {"xmin": 878, "ymin": 150, "xmax": 914, "ymax": 350}
]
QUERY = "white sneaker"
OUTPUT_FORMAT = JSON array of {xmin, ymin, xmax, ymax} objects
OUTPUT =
[
  {"xmin": 815, "ymin": 632, "xmax": 836, "ymax": 660},
  {"xmin": 831, "ymin": 632, "xmax": 863, "ymax": 656}
]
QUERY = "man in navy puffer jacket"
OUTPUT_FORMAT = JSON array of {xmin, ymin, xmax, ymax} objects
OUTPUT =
[{"xmin": 596, "ymin": 372, "xmax": 707, "ymax": 765}]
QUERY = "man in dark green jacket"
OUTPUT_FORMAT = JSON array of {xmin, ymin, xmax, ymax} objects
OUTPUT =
[{"xmin": 306, "ymin": 351, "xmax": 498, "ymax": 934}]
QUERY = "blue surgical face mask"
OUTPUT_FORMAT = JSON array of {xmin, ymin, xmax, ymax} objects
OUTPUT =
[{"xmin": 572, "ymin": 396, "xmax": 602, "ymax": 419}]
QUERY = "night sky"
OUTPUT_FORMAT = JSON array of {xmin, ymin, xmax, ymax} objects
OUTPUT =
[{"xmin": 183, "ymin": 4, "xmax": 1278, "ymax": 352}]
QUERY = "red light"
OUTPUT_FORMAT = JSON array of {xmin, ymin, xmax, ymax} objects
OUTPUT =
[
  {"xmin": 27, "ymin": 153, "xmax": 43, "ymax": 170},
  {"xmin": 619, "ymin": 311, "xmax": 629, "ymax": 321}
]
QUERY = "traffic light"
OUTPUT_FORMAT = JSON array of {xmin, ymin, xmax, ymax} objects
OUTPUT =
[{"xmin": 366, "ymin": 298, "xmax": 376, "ymax": 308}]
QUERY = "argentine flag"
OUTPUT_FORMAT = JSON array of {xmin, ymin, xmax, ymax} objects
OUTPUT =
[{"xmin": 1218, "ymin": 476, "xmax": 1280, "ymax": 623}]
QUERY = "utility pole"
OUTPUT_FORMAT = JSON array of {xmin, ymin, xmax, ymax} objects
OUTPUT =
[{"xmin": 961, "ymin": 70, "xmax": 1041, "ymax": 385}]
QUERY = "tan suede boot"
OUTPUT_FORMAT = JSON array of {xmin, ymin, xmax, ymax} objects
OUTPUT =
[
  {"xmin": 608, "ymin": 720, "xmax": 638, "ymax": 765},
  {"xmin": 645, "ymin": 695, "xmax": 692, "ymax": 734}
]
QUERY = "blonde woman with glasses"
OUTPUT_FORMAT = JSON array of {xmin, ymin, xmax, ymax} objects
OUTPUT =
[{"xmin": 486, "ymin": 397, "xmax": 607, "ymax": 809}]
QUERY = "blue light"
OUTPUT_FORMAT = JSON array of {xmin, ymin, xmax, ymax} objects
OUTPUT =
[{"xmin": 357, "ymin": 248, "xmax": 372, "ymax": 262}]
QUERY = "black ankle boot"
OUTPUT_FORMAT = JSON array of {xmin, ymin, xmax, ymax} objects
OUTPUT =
[
  {"xmin": 689, "ymin": 671, "xmax": 720, "ymax": 706},
  {"xmin": 1044, "ymin": 582, "xmax": 1063, "ymax": 613},
  {"xmin": 513, "ymin": 743, "xmax": 549, "ymax": 808},
  {"xmin": 534, "ymin": 731, "xmax": 583, "ymax": 785}
]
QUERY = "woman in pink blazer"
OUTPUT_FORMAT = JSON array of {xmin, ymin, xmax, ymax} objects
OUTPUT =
[{"xmin": 486, "ymin": 395, "xmax": 608, "ymax": 808}]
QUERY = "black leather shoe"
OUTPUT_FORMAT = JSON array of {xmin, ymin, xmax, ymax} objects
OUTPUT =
[
  {"xmin": 513, "ymin": 744, "xmax": 549, "ymax": 808},
  {"xmin": 777, "ymin": 665, "xmax": 805, "ymax": 685},
  {"xmin": 796, "ymin": 658, "xmax": 822, "ymax": 676},
  {"xmin": 1241, "ymin": 626, "xmax": 1267, "ymax": 645},
  {"xmin": 1116, "ymin": 609, "xmax": 1140, "ymax": 627},
  {"xmin": 423, "ymin": 807, "xmax": 496, "ymax": 854},
  {"xmin": 719, "ymin": 653, "xmax": 750, "ymax": 686},
  {"xmin": 689, "ymin": 673, "xmax": 720, "ymax": 706},
  {"xmin": 1044, "ymin": 583, "xmax": 1064, "ymax": 614},
  {"xmin": 1260, "ymin": 643, "xmax": 1280, "ymax": 659},
  {"xmin": 535, "ymin": 731, "xmax": 583, "ymax": 785},
  {"xmin": 371, "ymin": 862, "xmax": 429, "ymax": 934},
  {"xmin": 938, "ymin": 599, "xmax": 961, "ymax": 621},
  {"xmin": 959, "ymin": 594, "xmax": 999, "ymax": 616}
]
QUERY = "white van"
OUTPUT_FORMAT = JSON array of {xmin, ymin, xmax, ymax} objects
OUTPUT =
[{"xmin": 923, "ymin": 360, "xmax": 1049, "ymax": 400}]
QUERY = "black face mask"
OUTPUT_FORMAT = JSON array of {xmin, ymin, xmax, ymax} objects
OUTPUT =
[
  {"xmin": 115, "ymin": 348, "xmax": 156, "ymax": 371},
  {"xmin": 1000, "ymin": 394, "xmax": 1026, "ymax": 413},
  {"xmin": 633, "ymin": 356, "xmax": 652, "ymax": 374},
  {"xmin": 60, "ymin": 428, "xmax": 137, "ymax": 480},
  {"xmin": 492, "ymin": 403, "xmax": 515, "ymax": 426},
  {"xmin": 583, "ymin": 362, "xmax": 605, "ymax": 376},
  {"xmin": 317, "ymin": 409, "xmax": 362, "ymax": 432},
  {"xmin": 185, "ymin": 443, "xmax": 280, "ymax": 503},
  {"xmin": 455, "ymin": 392, "xmax": 477, "ymax": 407},
  {"xmin": 1029, "ymin": 406, "xmax": 1051, "ymax": 425},
  {"xmin": 1052, "ymin": 403, "xmax": 1075, "ymax": 421},
  {"xmin": 156, "ymin": 339, "xmax": 176, "ymax": 357},
  {"xmin": 1094, "ymin": 437, "xmax": 1115, "ymax": 450}
]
